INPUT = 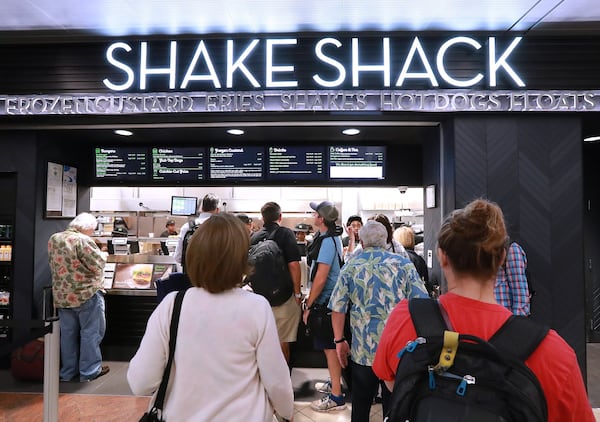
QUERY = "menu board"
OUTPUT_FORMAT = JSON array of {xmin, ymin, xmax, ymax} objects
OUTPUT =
[
  {"xmin": 151, "ymin": 147, "xmax": 205, "ymax": 181},
  {"xmin": 329, "ymin": 146, "xmax": 385, "ymax": 179},
  {"xmin": 95, "ymin": 147, "xmax": 148, "ymax": 180},
  {"xmin": 267, "ymin": 146, "xmax": 326, "ymax": 181},
  {"xmin": 209, "ymin": 146, "xmax": 263, "ymax": 179}
]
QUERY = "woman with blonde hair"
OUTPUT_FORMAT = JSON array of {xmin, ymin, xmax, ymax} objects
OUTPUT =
[
  {"xmin": 374, "ymin": 199, "xmax": 594, "ymax": 422},
  {"xmin": 128, "ymin": 213, "xmax": 294, "ymax": 421},
  {"xmin": 393, "ymin": 226, "xmax": 430, "ymax": 292}
]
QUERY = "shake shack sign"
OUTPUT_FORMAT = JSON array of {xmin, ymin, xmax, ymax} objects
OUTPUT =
[{"xmin": 102, "ymin": 36, "xmax": 527, "ymax": 92}]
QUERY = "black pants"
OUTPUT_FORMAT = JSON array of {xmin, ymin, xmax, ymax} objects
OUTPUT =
[{"xmin": 350, "ymin": 361, "xmax": 390, "ymax": 422}]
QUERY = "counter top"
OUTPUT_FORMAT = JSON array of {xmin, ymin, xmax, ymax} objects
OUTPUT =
[{"xmin": 106, "ymin": 254, "xmax": 176, "ymax": 264}]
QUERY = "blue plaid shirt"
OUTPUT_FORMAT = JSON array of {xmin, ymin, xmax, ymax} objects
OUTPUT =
[{"xmin": 494, "ymin": 242, "xmax": 530, "ymax": 316}]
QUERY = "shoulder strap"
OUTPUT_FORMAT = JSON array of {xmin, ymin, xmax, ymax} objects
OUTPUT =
[
  {"xmin": 410, "ymin": 298, "xmax": 548, "ymax": 361},
  {"xmin": 266, "ymin": 226, "xmax": 279, "ymax": 241},
  {"xmin": 489, "ymin": 315, "xmax": 549, "ymax": 361},
  {"xmin": 408, "ymin": 298, "xmax": 449, "ymax": 338},
  {"xmin": 331, "ymin": 236, "xmax": 344, "ymax": 267},
  {"xmin": 153, "ymin": 289, "xmax": 186, "ymax": 412}
]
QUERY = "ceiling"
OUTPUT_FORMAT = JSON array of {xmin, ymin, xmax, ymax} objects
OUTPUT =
[
  {"xmin": 49, "ymin": 120, "xmax": 439, "ymax": 145},
  {"xmin": 1, "ymin": 0, "xmax": 599, "ymax": 40}
]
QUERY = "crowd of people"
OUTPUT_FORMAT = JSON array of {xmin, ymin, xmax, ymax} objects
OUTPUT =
[{"xmin": 47, "ymin": 195, "xmax": 594, "ymax": 421}]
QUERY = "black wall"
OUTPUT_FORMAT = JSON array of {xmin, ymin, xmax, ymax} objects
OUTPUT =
[
  {"xmin": 1, "ymin": 35, "xmax": 600, "ymax": 94},
  {"xmin": 0, "ymin": 132, "xmax": 38, "ymax": 353},
  {"xmin": 452, "ymin": 115, "xmax": 586, "ymax": 370},
  {"xmin": 0, "ymin": 131, "xmax": 92, "ymax": 357}
]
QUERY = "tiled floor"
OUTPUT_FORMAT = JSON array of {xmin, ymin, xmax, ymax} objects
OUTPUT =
[{"xmin": 2, "ymin": 346, "xmax": 600, "ymax": 421}]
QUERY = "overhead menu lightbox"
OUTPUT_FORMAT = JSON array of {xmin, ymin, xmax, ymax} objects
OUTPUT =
[
  {"xmin": 151, "ymin": 147, "xmax": 205, "ymax": 182},
  {"xmin": 94, "ymin": 147, "xmax": 148, "ymax": 181},
  {"xmin": 209, "ymin": 146, "xmax": 263, "ymax": 180},
  {"xmin": 267, "ymin": 146, "xmax": 325, "ymax": 181},
  {"xmin": 329, "ymin": 146, "xmax": 386, "ymax": 179},
  {"xmin": 91, "ymin": 143, "xmax": 408, "ymax": 185}
]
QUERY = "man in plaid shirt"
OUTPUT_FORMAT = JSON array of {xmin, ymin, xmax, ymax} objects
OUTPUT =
[{"xmin": 494, "ymin": 241, "xmax": 530, "ymax": 316}]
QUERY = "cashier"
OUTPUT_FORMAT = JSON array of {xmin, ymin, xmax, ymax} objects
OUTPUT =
[{"xmin": 160, "ymin": 220, "xmax": 178, "ymax": 237}]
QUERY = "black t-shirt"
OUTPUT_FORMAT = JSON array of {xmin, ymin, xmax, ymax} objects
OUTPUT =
[{"xmin": 250, "ymin": 222, "xmax": 301, "ymax": 264}]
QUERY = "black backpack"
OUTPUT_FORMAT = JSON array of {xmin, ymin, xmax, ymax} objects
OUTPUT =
[
  {"xmin": 385, "ymin": 298, "xmax": 549, "ymax": 422},
  {"xmin": 181, "ymin": 218, "xmax": 200, "ymax": 274},
  {"xmin": 246, "ymin": 227, "xmax": 293, "ymax": 306}
]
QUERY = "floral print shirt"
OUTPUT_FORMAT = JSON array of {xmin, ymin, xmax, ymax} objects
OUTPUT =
[
  {"xmin": 48, "ymin": 228, "xmax": 106, "ymax": 308},
  {"xmin": 328, "ymin": 247, "xmax": 429, "ymax": 366}
]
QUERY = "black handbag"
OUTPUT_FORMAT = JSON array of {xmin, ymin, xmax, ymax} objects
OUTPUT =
[{"xmin": 139, "ymin": 290, "xmax": 186, "ymax": 422}]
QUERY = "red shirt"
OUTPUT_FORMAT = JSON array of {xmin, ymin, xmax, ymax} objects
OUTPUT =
[{"xmin": 373, "ymin": 293, "xmax": 595, "ymax": 422}]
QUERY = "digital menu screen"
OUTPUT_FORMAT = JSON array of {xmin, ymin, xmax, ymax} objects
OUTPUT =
[
  {"xmin": 209, "ymin": 146, "xmax": 263, "ymax": 179},
  {"xmin": 151, "ymin": 147, "xmax": 205, "ymax": 181},
  {"xmin": 95, "ymin": 147, "xmax": 148, "ymax": 180},
  {"xmin": 329, "ymin": 146, "xmax": 385, "ymax": 179},
  {"xmin": 267, "ymin": 146, "xmax": 326, "ymax": 181}
]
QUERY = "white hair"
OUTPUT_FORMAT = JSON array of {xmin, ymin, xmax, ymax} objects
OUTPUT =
[
  {"xmin": 69, "ymin": 213, "xmax": 98, "ymax": 231},
  {"xmin": 359, "ymin": 220, "xmax": 387, "ymax": 249}
]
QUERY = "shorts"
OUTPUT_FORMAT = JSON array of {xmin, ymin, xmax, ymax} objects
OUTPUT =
[
  {"xmin": 309, "ymin": 304, "xmax": 336, "ymax": 351},
  {"xmin": 272, "ymin": 294, "xmax": 301, "ymax": 343}
]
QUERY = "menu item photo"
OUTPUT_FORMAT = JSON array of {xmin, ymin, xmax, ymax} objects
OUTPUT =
[{"xmin": 112, "ymin": 263, "xmax": 154, "ymax": 289}]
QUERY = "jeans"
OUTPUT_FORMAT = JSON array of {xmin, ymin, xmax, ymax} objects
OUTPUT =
[
  {"xmin": 58, "ymin": 291, "xmax": 106, "ymax": 381},
  {"xmin": 350, "ymin": 361, "xmax": 391, "ymax": 422}
]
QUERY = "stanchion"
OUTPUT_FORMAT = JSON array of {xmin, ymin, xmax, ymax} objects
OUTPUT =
[
  {"xmin": 42, "ymin": 286, "xmax": 59, "ymax": 422},
  {"xmin": 43, "ymin": 320, "xmax": 59, "ymax": 422}
]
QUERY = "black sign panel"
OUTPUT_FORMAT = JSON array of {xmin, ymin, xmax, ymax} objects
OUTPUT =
[
  {"xmin": 209, "ymin": 146, "xmax": 263, "ymax": 179},
  {"xmin": 95, "ymin": 147, "xmax": 148, "ymax": 180},
  {"xmin": 329, "ymin": 146, "xmax": 385, "ymax": 179},
  {"xmin": 151, "ymin": 147, "xmax": 205, "ymax": 181},
  {"xmin": 267, "ymin": 146, "xmax": 325, "ymax": 181}
]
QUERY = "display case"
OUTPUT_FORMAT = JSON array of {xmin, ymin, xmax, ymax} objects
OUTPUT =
[
  {"xmin": 0, "ymin": 220, "xmax": 14, "ymax": 341},
  {"xmin": 93, "ymin": 237, "xmax": 178, "ymax": 296}
]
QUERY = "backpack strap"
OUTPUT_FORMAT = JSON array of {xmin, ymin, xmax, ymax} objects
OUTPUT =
[
  {"xmin": 411, "ymin": 298, "xmax": 548, "ymax": 361},
  {"xmin": 408, "ymin": 298, "xmax": 449, "ymax": 338},
  {"xmin": 488, "ymin": 315, "xmax": 549, "ymax": 361},
  {"xmin": 266, "ymin": 226, "xmax": 280, "ymax": 241}
]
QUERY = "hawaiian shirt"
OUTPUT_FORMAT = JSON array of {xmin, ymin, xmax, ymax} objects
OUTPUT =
[
  {"xmin": 328, "ymin": 247, "xmax": 429, "ymax": 366},
  {"xmin": 48, "ymin": 228, "xmax": 106, "ymax": 308},
  {"xmin": 494, "ymin": 242, "xmax": 530, "ymax": 316}
]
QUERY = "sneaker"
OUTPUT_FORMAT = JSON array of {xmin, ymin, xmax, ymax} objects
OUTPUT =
[
  {"xmin": 314, "ymin": 379, "xmax": 332, "ymax": 394},
  {"xmin": 310, "ymin": 395, "xmax": 346, "ymax": 412},
  {"xmin": 81, "ymin": 365, "xmax": 110, "ymax": 382}
]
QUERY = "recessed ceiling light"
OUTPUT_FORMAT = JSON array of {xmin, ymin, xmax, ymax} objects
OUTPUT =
[
  {"xmin": 342, "ymin": 128, "xmax": 360, "ymax": 136},
  {"xmin": 584, "ymin": 135, "xmax": 600, "ymax": 143},
  {"xmin": 227, "ymin": 129, "xmax": 245, "ymax": 136},
  {"xmin": 114, "ymin": 129, "xmax": 133, "ymax": 136}
]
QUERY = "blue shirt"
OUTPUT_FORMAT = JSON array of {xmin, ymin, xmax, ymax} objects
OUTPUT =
[
  {"xmin": 311, "ymin": 235, "xmax": 343, "ymax": 305},
  {"xmin": 328, "ymin": 247, "xmax": 429, "ymax": 365}
]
